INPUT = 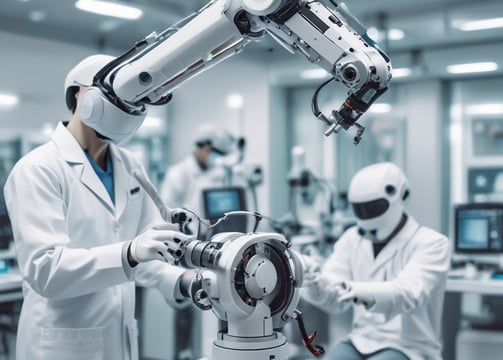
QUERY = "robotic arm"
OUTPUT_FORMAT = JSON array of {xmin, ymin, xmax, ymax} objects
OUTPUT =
[{"xmin": 80, "ymin": 0, "xmax": 391, "ymax": 144}]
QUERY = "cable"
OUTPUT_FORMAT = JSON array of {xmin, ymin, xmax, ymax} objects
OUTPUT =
[
  {"xmin": 311, "ymin": 77, "xmax": 334, "ymax": 122},
  {"xmin": 292, "ymin": 309, "xmax": 325, "ymax": 357}
]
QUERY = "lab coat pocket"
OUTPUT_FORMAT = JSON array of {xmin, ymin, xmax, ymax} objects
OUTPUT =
[{"xmin": 40, "ymin": 326, "xmax": 105, "ymax": 360}]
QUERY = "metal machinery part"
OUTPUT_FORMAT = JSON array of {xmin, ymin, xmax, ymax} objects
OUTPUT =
[{"xmin": 182, "ymin": 231, "xmax": 307, "ymax": 359}]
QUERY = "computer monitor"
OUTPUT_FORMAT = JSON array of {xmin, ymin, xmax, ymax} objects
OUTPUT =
[
  {"xmin": 202, "ymin": 187, "xmax": 247, "ymax": 235},
  {"xmin": 202, "ymin": 187, "xmax": 247, "ymax": 220},
  {"xmin": 454, "ymin": 203, "xmax": 503, "ymax": 254}
]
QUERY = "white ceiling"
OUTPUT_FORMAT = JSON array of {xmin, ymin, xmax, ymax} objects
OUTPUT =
[{"xmin": 1, "ymin": 0, "xmax": 503, "ymax": 79}]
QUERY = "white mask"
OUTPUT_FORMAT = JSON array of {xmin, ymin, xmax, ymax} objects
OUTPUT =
[{"xmin": 207, "ymin": 151, "xmax": 223, "ymax": 169}]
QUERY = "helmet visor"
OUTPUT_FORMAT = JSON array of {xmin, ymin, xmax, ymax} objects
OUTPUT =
[{"xmin": 352, "ymin": 198, "xmax": 389, "ymax": 220}]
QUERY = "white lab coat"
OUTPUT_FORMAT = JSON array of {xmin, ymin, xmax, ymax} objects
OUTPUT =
[
  {"xmin": 4, "ymin": 122, "xmax": 187, "ymax": 360},
  {"xmin": 303, "ymin": 216, "xmax": 450, "ymax": 360}
]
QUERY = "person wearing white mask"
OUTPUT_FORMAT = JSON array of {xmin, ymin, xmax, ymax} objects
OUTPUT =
[
  {"xmin": 3, "ymin": 54, "xmax": 194, "ymax": 360},
  {"xmin": 160, "ymin": 123, "xmax": 237, "ymax": 222},
  {"xmin": 302, "ymin": 162, "xmax": 450, "ymax": 360}
]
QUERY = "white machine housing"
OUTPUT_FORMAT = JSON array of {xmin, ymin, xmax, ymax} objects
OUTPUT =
[{"xmin": 183, "ymin": 231, "xmax": 304, "ymax": 359}]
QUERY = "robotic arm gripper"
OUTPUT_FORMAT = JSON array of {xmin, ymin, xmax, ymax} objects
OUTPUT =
[{"xmin": 86, "ymin": 0, "xmax": 392, "ymax": 145}]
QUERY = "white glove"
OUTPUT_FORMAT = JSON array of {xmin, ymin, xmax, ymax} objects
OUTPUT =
[
  {"xmin": 336, "ymin": 281, "xmax": 376, "ymax": 309},
  {"xmin": 302, "ymin": 273, "xmax": 350, "ymax": 311},
  {"xmin": 299, "ymin": 254, "xmax": 322, "ymax": 287},
  {"xmin": 129, "ymin": 224, "xmax": 193, "ymax": 264}
]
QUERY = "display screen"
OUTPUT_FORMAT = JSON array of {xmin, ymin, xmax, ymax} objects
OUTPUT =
[
  {"xmin": 455, "ymin": 204, "xmax": 503, "ymax": 254},
  {"xmin": 203, "ymin": 187, "xmax": 246, "ymax": 220},
  {"xmin": 0, "ymin": 139, "xmax": 21, "ymax": 250}
]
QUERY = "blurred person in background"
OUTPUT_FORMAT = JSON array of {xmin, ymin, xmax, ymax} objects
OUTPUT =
[
  {"xmin": 302, "ymin": 162, "xmax": 450, "ymax": 360},
  {"xmin": 160, "ymin": 123, "xmax": 237, "ymax": 223}
]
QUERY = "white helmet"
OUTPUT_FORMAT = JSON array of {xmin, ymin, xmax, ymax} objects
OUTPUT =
[
  {"xmin": 348, "ymin": 162, "xmax": 410, "ymax": 242},
  {"xmin": 64, "ymin": 54, "xmax": 147, "ymax": 144},
  {"xmin": 193, "ymin": 124, "xmax": 235, "ymax": 155}
]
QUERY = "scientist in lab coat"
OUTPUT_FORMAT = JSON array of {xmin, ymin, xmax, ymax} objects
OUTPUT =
[
  {"xmin": 3, "ymin": 55, "xmax": 193, "ymax": 360},
  {"xmin": 302, "ymin": 162, "xmax": 450, "ymax": 360},
  {"xmin": 160, "ymin": 124, "xmax": 237, "ymax": 218}
]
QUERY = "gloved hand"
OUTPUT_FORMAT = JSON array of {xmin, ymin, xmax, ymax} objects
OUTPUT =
[
  {"xmin": 336, "ymin": 281, "xmax": 376, "ymax": 309},
  {"xmin": 299, "ymin": 253, "xmax": 322, "ymax": 287},
  {"xmin": 128, "ymin": 224, "xmax": 194, "ymax": 265},
  {"xmin": 302, "ymin": 273, "xmax": 350, "ymax": 309}
]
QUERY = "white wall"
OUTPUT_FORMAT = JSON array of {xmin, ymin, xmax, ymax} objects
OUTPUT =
[{"xmin": 0, "ymin": 31, "xmax": 122, "ymax": 132}]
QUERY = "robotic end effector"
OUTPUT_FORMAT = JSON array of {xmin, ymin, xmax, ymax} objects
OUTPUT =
[{"xmin": 252, "ymin": 0, "xmax": 393, "ymax": 144}]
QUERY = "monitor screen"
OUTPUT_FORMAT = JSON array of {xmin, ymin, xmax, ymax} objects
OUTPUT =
[
  {"xmin": 0, "ymin": 196, "xmax": 12, "ymax": 250},
  {"xmin": 455, "ymin": 203, "xmax": 503, "ymax": 254},
  {"xmin": 202, "ymin": 187, "xmax": 247, "ymax": 220}
]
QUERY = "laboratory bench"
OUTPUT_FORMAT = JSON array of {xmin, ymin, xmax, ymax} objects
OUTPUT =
[
  {"xmin": 0, "ymin": 248, "xmax": 22, "ymax": 303},
  {"xmin": 0, "ymin": 272, "xmax": 22, "ymax": 303},
  {"xmin": 443, "ymin": 270, "xmax": 503, "ymax": 360}
]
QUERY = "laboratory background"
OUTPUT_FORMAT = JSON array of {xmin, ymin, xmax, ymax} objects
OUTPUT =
[{"xmin": 0, "ymin": 0, "xmax": 503, "ymax": 359}]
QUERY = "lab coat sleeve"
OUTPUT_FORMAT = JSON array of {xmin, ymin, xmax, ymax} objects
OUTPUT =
[
  {"xmin": 126, "ymin": 164, "xmax": 191, "ymax": 308},
  {"xmin": 131, "ymin": 260, "xmax": 190, "ymax": 308},
  {"xmin": 364, "ymin": 230, "xmax": 450, "ymax": 317},
  {"xmin": 4, "ymin": 160, "xmax": 130, "ymax": 300},
  {"xmin": 301, "ymin": 229, "xmax": 355, "ymax": 314}
]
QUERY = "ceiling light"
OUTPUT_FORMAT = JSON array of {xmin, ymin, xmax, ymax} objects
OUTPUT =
[
  {"xmin": 452, "ymin": 17, "xmax": 503, "ymax": 32},
  {"xmin": 136, "ymin": 116, "xmax": 166, "ymax": 137},
  {"xmin": 387, "ymin": 29, "xmax": 405, "ymax": 41},
  {"xmin": 368, "ymin": 103, "xmax": 392, "ymax": 114},
  {"xmin": 299, "ymin": 68, "xmax": 329, "ymax": 80},
  {"xmin": 367, "ymin": 27, "xmax": 405, "ymax": 42},
  {"xmin": 141, "ymin": 116, "xmax": 163, "ymax": 129},
  {"xmin": 466, "ymin": 103, "xmax": 503, "ymax": 115},
  {"xmin": 227, "ymin": 93, "xmax": 244, "ymax": 109},
  {"xmin": 29, "ymin": 10, "xmax": 46, "ymax": 22},
  {"xmin": 0, "ymin": 92, "xmax": 20, "ymax": 108},
  {"xmin": 392, "ymin": 67, "xmax": 412, "ymax": 78},
  {"xmin": 75, "ymin": 0, "xmax": 143, "ymax": 20},
  {"xmin": 446, "ymin": 62, "xmax": 498, "ymax": 74}
]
